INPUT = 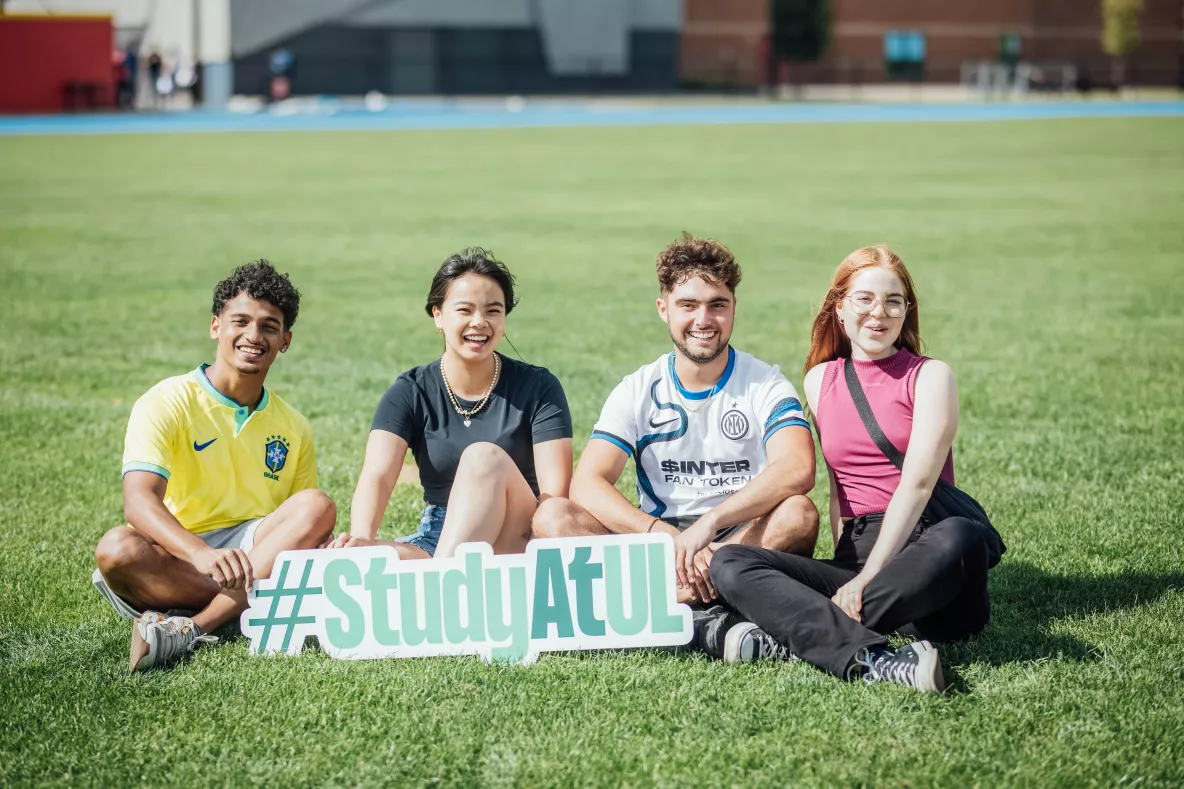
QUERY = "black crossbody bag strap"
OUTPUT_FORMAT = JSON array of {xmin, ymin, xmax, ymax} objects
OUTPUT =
[
  {"xmin": 843, "ymin": 358, "xmax": 1006, "ymax": 569},
  {"xmin": 843, "ymin": 358, "xmax": 906, "ymax": 469}
]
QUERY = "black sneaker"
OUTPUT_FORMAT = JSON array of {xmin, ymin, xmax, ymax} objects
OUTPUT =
[
  {"xmin": 691, "ymin": 603, "xmax": 747, "ymax": 659},
  {"xmin": 722, "ymin": 622, "xmax": 796, "ymax": 664},
  {"xmin": 846, "ymin": 641, "xmax": 945, "ymax": 693}
]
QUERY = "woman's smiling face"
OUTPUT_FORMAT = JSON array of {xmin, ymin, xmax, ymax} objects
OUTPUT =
[
  {"xmin": 837, "ymin": 267, "xmax": 908, "ymax": 359},
  {"xmin": 433, "ymin": 273, "xmax": 506, "ymax": 362}
]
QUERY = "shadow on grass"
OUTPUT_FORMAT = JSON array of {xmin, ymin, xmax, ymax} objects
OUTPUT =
[{"xmin": 942, "ymin": 560, "xmax": 1184, "ymax": 668}]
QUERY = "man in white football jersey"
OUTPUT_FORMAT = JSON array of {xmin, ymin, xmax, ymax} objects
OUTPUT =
[{"xmin": 533, "ymin": 234, "xmax": 819, "ymax": 618}]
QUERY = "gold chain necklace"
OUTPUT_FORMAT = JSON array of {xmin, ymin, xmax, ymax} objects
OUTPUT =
[{"xmin": 440, "ymin": 354, "xmax": 501, "ymax": 427}]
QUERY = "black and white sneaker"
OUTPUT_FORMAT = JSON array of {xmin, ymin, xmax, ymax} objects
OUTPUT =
[
  {"xmin": 690, "ymin": 603, "xmax": 747, "ymax": 659},
  {"xmin": 846, "ymin": 641, "xmax": 945, "ymax": 693},
  {"xmin": 723, "ymin": 622, "xmax": 796, "ymax": 664}
]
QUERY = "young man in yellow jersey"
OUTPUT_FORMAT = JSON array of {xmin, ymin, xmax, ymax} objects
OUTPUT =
[{"xmin": 92, "ymin": 260, "xmax": 337, "ymax": 671}]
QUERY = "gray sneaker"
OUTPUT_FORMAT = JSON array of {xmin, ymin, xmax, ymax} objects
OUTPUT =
[
  {"xmin": 129, "ymin": 612, "xmax": 218, "ymax": 672},
  {"xmin": 846, "ymin": 641, "xmax": 945, "ymax": 693},
  {"xmin": 723, "ymin": 622, "xmax": 796, "ymax": 663}
]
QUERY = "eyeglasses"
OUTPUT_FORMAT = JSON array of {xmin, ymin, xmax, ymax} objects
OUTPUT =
[{"xmin": 845, "ymin": 292, "xmax": 910, "ymax": 318}]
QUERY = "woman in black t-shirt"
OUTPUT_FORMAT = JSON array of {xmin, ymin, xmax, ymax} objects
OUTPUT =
[{"xmin": 329, "ymin": 248, "xmax": 573, "ymax": 559}]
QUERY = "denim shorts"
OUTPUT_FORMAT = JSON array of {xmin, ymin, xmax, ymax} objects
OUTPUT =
[{"xmin": 396, "ymin": 504, "xmax": 445, "ymax": 557}]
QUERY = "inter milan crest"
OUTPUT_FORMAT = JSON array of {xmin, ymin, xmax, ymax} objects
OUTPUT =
[
  {"xmin": 264, "ymin": 435, "xmax": 290, "ymax": 474},
  {"xmin": 720, "ymin": 409, "xmax": 750, "ymax": 441}
]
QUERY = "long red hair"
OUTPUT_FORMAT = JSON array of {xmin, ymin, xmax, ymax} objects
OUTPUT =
[{"xmin": 804, "ymin": 245, "xmax": 923, "ymax": 376}]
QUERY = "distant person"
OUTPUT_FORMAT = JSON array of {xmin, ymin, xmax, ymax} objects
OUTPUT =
[
  {"xmin": 268, "ymin": 48, "xmax": 295, "ymax": 103},
  {"xmin": 111, "ymin": 49, "xmax": 128, "ymax": 109},
  {"xmin": 92, "ymin": 261, "xmax": 337, "ymax": 672},
  {"xmin": 192, "ymin": 59, "xmax": 203, "ymax": 105},
  {"xmin": 125, "ymin": 46, "xmax": 138, "ymax": 104},
  {"xmin": 147, "ymin": 52, "xmax": 162, "ymax": 108},
  {"xmin": 156, "ymin": 55, "xmax": 176, "ymax": 108},
  {"xmin": 174, "ymin": 58, "xmax": 197, "ymax": 106},
  {"xmin": 532, "ymin": 233, "xmax": 818, "ymax": 652},
  {"xmin": 710, "ymin": 245, "xmax": 995, "ymax": 693},
  {"xmin": 330, "ymin": 248, "xmax": 572, "ymax": 559}
]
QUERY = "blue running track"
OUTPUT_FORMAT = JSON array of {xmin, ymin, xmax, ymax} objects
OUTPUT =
[{"xmin": 1, "ymin": 100, "xmax": 1181, "ymax": 137}]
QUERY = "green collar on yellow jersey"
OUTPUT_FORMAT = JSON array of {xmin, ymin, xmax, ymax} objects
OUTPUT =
[{"xmin": 192, "ymin": 364, "xmax": 270, "ymax": 434}]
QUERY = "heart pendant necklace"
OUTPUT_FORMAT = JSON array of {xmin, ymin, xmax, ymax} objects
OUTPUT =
[{"xmin": 441, "ymin": 354, "xmax": 501, "ymax": 428}]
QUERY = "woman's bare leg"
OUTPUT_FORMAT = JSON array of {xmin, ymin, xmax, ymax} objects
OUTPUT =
[{"xmin": 434, "ymin": 442, "xmax": 538, "ymax": 559}]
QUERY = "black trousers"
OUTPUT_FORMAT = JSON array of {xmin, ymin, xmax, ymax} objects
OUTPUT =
[{"xmin": 710, "ymin": 514, "xmax": 991, "ymax": 677}]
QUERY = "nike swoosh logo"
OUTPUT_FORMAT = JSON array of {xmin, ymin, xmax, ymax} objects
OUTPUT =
[
  {"xmin": 648, "ymin": 416, "xmax": 680, "ymax": 429},
  {"xmin": 193, "ymin": 438, "xmax": 217, "ymax": 451}
]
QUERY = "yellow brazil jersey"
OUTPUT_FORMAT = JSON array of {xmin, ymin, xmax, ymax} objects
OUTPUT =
[{"xmin": 122, "ymin": 364, "xmax": 318, "ymax": 534}]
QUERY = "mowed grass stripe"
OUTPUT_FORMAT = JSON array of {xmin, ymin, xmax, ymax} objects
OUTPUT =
[{"xmin": 0, "ymin": 117, "xmax": 1182, "ymax": 787}]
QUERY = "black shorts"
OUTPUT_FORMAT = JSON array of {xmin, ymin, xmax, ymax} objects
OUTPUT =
[{"xmin": 659, "ymin": 514, "xmax": 746, "ymax": 543}]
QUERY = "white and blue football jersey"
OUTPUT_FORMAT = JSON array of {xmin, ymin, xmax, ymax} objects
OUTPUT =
[{"xmin": 590, "ymin": 347, "xmax": 810, "ymax": 522}]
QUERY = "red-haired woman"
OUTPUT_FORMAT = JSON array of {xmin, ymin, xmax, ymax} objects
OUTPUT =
[{"xmin": 710, "ymin": 245, "xmax": 991, "ymax": 693}]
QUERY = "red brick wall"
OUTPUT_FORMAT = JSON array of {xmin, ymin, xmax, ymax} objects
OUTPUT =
[
  {"xmin": 681, "ymin": 0, "xmax": 769, "ymax": 85},
  {"xmin": 680, "ymin": 0, "xmax": 1183, "ymax": 86}
]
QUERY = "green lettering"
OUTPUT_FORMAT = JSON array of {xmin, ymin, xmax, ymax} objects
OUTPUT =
[
  {"xmin": 605, "ymin": 544, "xmax": 649, "ymax": 636},
  {"xmin": 487, "ymin": 566, "xmax": 529, "ymax": 662},
  {"xmin": 567, "ymin": 547, "xmax": 605, "ymax": 637},
  {"xmin": 530, "ymin": 548, "xmax": 574, "ymax": 639},
  {"xmin": 442, "ymin": 551, "xmax": 486, "ymax": 645},
  {"xmin": 399, "ymin": 570, "xmax": 443, "ymax": 646},
  {"xmin": 648, "ymin": 542, "xmax": 686, "ymax": 634},
  {"xmin": 363, "ymin": 557, "xmax": 400, "ymax": 646},
  {"xmin": 323, "ymin": 559, "xmax": 365, "ymax": 650}
]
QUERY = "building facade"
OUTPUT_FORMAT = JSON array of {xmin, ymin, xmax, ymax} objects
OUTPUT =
[
  {"xmin": 681, "ymin": 0, "xmax": 1184, "ymax": 87},
  {"xmin": 230, "ymin": 0, "xmax": 681, "ymax": 96}
]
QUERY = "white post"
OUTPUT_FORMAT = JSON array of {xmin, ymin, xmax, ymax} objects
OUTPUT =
[{"xmin": 197, "ymin": 0, "xmax": 232, "ymax": 109}]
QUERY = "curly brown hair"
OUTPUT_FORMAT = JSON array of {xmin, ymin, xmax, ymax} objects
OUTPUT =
[{"xmin": 656, "ymin": 233, "xmax": 742, "ymax": 294}]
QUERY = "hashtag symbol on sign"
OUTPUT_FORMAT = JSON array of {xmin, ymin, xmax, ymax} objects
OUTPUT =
[{"xmin": 246, "ymin": 559, "xmax": 322, "ymax": 654}]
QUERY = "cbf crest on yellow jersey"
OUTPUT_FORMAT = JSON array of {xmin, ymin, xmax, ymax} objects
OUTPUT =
[{"xmin": 122, "ymin": 365, "xmax": 317, "ymax": 534}]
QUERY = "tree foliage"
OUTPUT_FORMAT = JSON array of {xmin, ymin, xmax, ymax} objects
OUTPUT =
[
  {"xmin": 769, "ymin": 0, "xmax": 832, "ymax": 63},
  {"xmin": 1101, "ymin": 0, "xmax": 1143, "ymax": 56}
]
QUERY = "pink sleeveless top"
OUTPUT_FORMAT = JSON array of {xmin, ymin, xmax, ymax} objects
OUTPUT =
[{"xmin": 814, "ymin": 348, "xmax": 955, "ymax": 518}]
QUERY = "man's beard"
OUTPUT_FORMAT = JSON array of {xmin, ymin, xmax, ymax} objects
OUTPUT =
[{"xmin": 670, "ymin": 329, "xmax": 729, "ymax": 365}]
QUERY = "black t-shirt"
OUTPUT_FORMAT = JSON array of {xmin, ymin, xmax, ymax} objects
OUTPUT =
[{"xmin": 371, "ymin": 354, "xmax": 572, "ymax": 506}]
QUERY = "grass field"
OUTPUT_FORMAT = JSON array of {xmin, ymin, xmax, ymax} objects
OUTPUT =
[{"xmin": 2, "ymin": 116, "xmax": 1183, "ymax": 787}]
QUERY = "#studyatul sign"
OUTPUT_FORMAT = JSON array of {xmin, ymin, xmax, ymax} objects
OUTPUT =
[{"xmin": 240, "ymin": 535, "xmax": 694, "ymax": 664}]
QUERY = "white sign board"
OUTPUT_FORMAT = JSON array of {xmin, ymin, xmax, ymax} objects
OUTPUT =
[{"xmin": 240, "ymin": 535, "xmax": 693, "ymax": 665}]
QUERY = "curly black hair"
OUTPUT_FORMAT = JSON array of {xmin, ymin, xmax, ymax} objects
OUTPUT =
[
  {"xmin": 211, "ymin": 259, "xmax": 301, "ymax": 330},
  {"xmin": 424, "ymin": 247, "xmax": 518, "ymax": 316}
]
